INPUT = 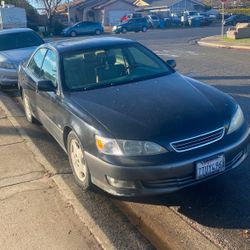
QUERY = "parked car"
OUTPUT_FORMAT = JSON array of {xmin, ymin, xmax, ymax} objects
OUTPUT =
[
  {"xmin": 188, "ymin": 15, "xmax": 212, "ymax": 26},
  {"xmin": 223, "ymin": 14, "xmax": 250, "ymax": 26},
  {"xmin": 113, "ymin": 18, "xmax": 148, "ymax": 33},
  {"xmin": 0, "ymin": 28, "xmax": 44, "ymax": 87},
  {"xmin": 18, "ymin": 37, "xmax": 249, "ymax": 197},
  {"xmin": 164, "ymin": 16, "xmax": 182, "ymax": 28},
  {"xmin": 62, "ymin": 21, "xmax": 104, "ymax": 37},
  {"xmin": 146, "ymin": 15, "xmax": 160, "ymax": 28}
]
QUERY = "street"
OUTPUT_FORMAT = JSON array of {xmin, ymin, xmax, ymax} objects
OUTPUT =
[{"xmin": 2, "ymin": 26, "xmax": 250, "ymax": 249}]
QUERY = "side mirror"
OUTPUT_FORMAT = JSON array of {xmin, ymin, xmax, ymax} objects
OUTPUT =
[
  {"xmin": 167, "ymin": 59, "xmax": 176, "ymax": 69},
  {"xmin": 37, "ymin": 80, "xmax": 56, "ymax": 92}
]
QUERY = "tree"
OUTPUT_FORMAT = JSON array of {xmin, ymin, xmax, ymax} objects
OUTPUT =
[{"xmin": 34, "ymin": 0, "xmax": 64, "ymax": 32}]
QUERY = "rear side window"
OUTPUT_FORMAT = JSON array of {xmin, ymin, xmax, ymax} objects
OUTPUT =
[
  {"xmin": 28, "ymin": 48, "xmax": 47, "ymax": 77},
  {"xmin": 40, "ymin": 50, "xmax": 58, "ymax": 87}
]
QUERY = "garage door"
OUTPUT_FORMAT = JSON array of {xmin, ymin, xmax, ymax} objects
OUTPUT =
[{"xmin": 108, "ymin": 10, "xmax": 130, "ymax": 25}]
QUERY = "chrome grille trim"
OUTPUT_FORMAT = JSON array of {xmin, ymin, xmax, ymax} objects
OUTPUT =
[{"xmin": 170, "ymin": 127, "xmax": 225, "ymax": 153}]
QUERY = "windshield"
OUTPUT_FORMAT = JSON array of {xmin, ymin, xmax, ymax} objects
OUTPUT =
[
  {"xmin": 62, "ymin": 43, "xmax": 173, "ymax": 91},
  {"xmin": 0, "ymin": 31, "xmax": 44, "ymax": 51}
]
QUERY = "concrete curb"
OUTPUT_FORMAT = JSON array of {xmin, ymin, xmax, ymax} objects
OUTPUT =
[{"xmin": 198, "ymin": 39, "xmax": 250, "ymax": 51}]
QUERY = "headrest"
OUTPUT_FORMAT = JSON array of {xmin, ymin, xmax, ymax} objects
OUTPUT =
[
  {"xmin": 106, "ymin": 51, "xmax": 116, "ymax": 65},
  {"xmin": 96, "ymin": 52, "xmax": 106, "ymax": 66},
  {"xmin": 84, "ymin": 53, "xmax": 97, "ymax": 64}
]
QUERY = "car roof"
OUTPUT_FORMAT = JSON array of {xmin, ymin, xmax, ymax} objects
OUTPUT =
[
  {"xmin": 46, "ymin": 37, "xmax": 136, "ymax": 53},
  {"xmin": 0, "ymin": 28, "xmax": 33, "ymax": 35}
]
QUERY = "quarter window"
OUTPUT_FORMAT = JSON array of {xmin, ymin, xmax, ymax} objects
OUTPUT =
[{"xmin": 40, "ymin": 50, "xmax": 58, "ymax": 87}]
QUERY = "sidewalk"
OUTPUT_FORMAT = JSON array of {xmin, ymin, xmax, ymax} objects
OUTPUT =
[
  {"xmin": 198, "ymin": 35, "xmax": 250, "ymax": 50},
  {"xmin": 0, "ymin": 106, "xmax": 101, "ymax": 250}
]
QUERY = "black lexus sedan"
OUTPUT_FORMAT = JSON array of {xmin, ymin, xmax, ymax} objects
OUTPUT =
[{"xmin": 18, "ymin": 37, "xmax": 249, "ymax": 196}]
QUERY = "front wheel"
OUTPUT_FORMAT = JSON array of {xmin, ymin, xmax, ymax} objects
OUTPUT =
[
  {"xmin": 67, "ymin": 131, "xmax": 92, "ymax": 190},
  {"xmin": 121, "ymin": 28, "xmax": 127, "ymax": 34},
  {"xmin": 70, "ymin": 31, "xmax": 77, "ymax": 37},
  {"xmin": 23, "ymin": 92, "xmax": 35, "ymax": 123},
  {"xmin": 142, "ymin": 26, "xmax": 147, "ymax": 32}
]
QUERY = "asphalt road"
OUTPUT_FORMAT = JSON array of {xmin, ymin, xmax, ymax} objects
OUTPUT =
[{"xmin": 3, "ymin": 26, "xmax": 250, "ymax": 249}]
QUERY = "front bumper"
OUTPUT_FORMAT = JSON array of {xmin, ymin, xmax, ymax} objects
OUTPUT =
[
  {"xmin": 0, "ymin": 68, "xmax": 18, "ymax": 87},
  {"xmin": 86, "ymin": 128, "xmax": 250, "ymax": 197}
]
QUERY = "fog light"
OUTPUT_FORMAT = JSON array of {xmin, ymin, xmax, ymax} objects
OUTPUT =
[{"xmin": 106, "ymin": 176, "xmax": 136, "ymax": 189}]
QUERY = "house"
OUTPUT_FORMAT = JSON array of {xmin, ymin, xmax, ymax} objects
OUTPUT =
[
  {"xmin": 143, "ymin": 0, "xmax": 206, "ymax": 14},
  {"xmin": 56, "ymin": 0, "xmax": 137, "ymax": 26}
]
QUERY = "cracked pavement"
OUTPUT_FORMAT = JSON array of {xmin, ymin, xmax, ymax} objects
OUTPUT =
[{"xmin": 0, "ymin": 106, "xmax": 102, "ymax": 250}]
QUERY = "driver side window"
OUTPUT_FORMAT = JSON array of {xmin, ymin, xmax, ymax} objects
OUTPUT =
[
  {"xmin": 40, "ymin": 50, "xmax": 58, "ymax": 87},
  {"xmin": 28, "ymin": 48, "xmax": 47, "ymax": 78}
]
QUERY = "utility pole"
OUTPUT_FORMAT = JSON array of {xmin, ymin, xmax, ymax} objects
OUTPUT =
[{"xmin": 221, "ymin": 0, "xmax": 227, "ymax": 39}]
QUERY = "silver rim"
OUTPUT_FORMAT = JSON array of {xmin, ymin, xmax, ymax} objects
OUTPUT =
[
  {"xmin": 96, "ymin": 30, "xmax": 101, "ymax": 35},
  {"xmin": 24, "ymin": 94, "xmax": 32, "ymax": 121},
  {"xmin": 71, "ymin": 32, "xmax": 76, "ymax": 37},
  {"xmin": 70, "ymin": 138, "xmax": 87, "ymax": 182}
]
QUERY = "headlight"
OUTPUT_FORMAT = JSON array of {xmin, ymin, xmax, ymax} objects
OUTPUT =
[
  {"xmin": 95, "ymin": 135, "xmax": 167, "ymax": 156},
  {"xmin": 112, "ymin": 26, "xmax": 117, "ymax": 30},
  {"xmin": 228, "ymin": 105, "xmax": 244, "ymax": 134},
  {"xmin": 0, "ymin": 61, "xmax": 17, "ymax": 69}
]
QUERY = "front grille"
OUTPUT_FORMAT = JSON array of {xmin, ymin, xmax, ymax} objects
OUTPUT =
[
  {"xmin": 142, "ymin": 150, "xmax": 244, "ymax": 189},
  {"xmin": 170, "ymin": 127, "xmax": 225, "ymax": 153}
]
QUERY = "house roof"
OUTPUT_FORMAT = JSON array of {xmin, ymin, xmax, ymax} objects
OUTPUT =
[
  {"xmin": 56, "ymin": 0, "xmax": 84, "ymax": 13},
  {"xmin": 133, "ymin": 0, "xmax": 150, "ymax": 6},
  {"xmin": 59, "ymin": 0, "xmax": 136, "ymax": 11}
]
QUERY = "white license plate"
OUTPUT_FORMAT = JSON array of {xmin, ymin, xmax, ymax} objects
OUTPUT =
[{"xmin": 196, "ymin": 155, "xmax": 225, "ymax": 180}]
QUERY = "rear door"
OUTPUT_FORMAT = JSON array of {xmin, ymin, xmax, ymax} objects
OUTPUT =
[{"xmin": 127, "ymin": 19, "xmax": 136, "ymax": 31}]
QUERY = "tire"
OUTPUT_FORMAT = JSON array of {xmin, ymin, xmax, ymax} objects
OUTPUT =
[
  {"xmin": 67, "ymin": 131, "xmax": 91, "ymax": 190},
  {"xmin": 121, "ymin": 28, "xmax": 127, "ymax": 34},
  {"xmin": 142, "ymin": 26, "xmax": 147, "ymax": 32},
  {"xmin": 70, "ymin": 31, "xmax": 77, "ymax": 37},
  {"xmin": 23, "ymin": 92, "xmax": 35, "ymax": 123},
  {"xmin": 95, "ymin": 29, "xmax": 101, "ymax": 35}
]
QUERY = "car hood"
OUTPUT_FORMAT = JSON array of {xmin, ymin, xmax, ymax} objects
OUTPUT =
[
  {"xmin": 0, "ymin": 46, "xmax": 37, "ymax": 64},
  {"xmin": 68, "ymin": 73, "xmax": 235, "ymax": 144}
]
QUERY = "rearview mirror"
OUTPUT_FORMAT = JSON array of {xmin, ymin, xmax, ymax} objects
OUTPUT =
[
  {"xmin": 166, "ymin": 59, "xmax": 176, "ymax": 69},
  {"xmin": 37, "ymin": 80, "xmax": 56, "ymax": 92}
]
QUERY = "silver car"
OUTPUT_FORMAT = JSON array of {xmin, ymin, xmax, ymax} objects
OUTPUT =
[{"xmin": 0, "ymin": 28, "xmax": 44, "ymax": 87}]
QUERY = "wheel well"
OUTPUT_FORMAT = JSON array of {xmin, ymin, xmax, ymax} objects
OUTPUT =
[{"xmin": 63, "ymin": 126, "xmax": 72, "ymax": 149}]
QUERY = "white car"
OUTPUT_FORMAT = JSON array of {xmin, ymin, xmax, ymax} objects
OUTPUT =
[{"xmin": 0, "ymin": 28, "xmax": 44, "ymax": 87}]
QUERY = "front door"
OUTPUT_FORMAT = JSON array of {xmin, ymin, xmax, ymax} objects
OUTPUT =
[{"xmin": 36, "ymin": 49, "xmax": 64, "ymax": 147}]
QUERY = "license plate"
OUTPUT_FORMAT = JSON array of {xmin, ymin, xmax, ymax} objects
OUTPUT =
[{"xmin": 196, "ymin": 155, "xmax": 225, "ymax": 180}]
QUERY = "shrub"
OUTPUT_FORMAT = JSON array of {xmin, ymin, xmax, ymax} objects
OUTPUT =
[
  {"xmin": 225, "ymin": 8, "xmax": 250, "ymax": 16},
  {"xmin": 52, "ymin": 20, "xmax": 66, "ymax": 35}
]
